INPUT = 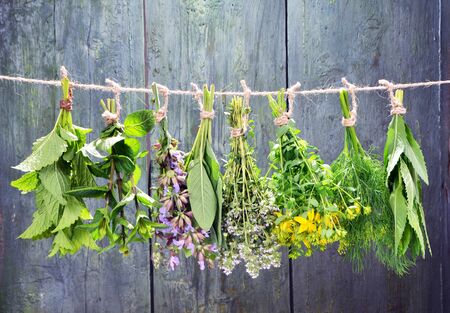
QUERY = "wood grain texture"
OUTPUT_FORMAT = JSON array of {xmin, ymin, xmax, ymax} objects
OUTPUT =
[
  {"xmin": 144, "ymin": 1, "xmax": 289, "ymax": 312},
  {"xmin": 288, "ymin": 0, "xmax": 443, "ymax": 312},
  {"xmin": 0, "ymin": 1, "xmax": 150, "ymax": 312}
]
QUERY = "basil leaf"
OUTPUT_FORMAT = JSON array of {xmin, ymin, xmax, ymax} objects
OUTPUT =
[{"xmin": 123, "ymin": 109, "xmax": 155, "ymax": 137}]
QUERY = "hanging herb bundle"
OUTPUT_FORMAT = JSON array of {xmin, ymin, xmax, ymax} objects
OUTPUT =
[
  {"xmin": 185, "ymin": 84, "xmax": 223, "ymax": 247},
  {"xmin": 383, "ymin": 88, "xmax": 430, "ymax": 260},
  {"xmin": 68, "ymin": 93, "xmax": 163, "ymax": 255},
  {"xmin": 268, "ymin": 88, "xmax": 350, "ymax": 258},
  {"xmin": 151, "ymin": 83, "xmax": 217, "ymax": 270},
  {"xmin": 332, "ymin": 88, "xmax": 414, "ymax": 274},
  {"xmin": 220, "ymin": 96, "xmax": 281, "ymax": 278},
  {"xmin": 11, "ymin": 70, "xmax": 99, "ymax": 256}
]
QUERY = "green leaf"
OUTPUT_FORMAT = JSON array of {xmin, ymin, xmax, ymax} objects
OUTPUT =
[
  {"xmin": 403, "ymin": 123, "xmax": 429, "ymax": 184},
  {"xmin": 48, "ymin": 231, "xmax": 74, "ymax": 257},
  {"xmin": 72, "ymin": 153, "xmax": 96, "ymax": 188},
  {"xmin": 52, "ymin": 196, "xmax": 85, "ymax": 232},
  {"xmin": 416, "ymin": 202, "xmax": 432, "ymax": 255},
  {"xmin": 123, "ymin": 110, "xmax": 155, "ymax": 137},
  {"xmin": 136, "ymin": 188, "xmax": 157, "ymax": 207},
  {"xmin": 11, "ymin": 171, "xmax": 39, "ymax": 193},
  {"xmin": 124, "ymin": 138, "xmax": 141, "ymax": 157},
  {"xmin": 111, "ymin": 192, "xmax": 135, "ymax": 221},
  {"xmin": 399, "ymin": 159, "xmax": 416, "ymax": 210},
  {"xmin": 187, "ymin": 160, "xmax": 217, "ymax": 230},
  {"xmin": 19, "ymin": 187, "xmax": 60, "ymax": 239},
  {"xmin": 13, "ymin": 131, "xmax": 67, "ymax": 172},
  {"xmin": 389, "ymin": 176, "xmax": 408, "ymax": 254},
  {"xmin": 406, "ymin": 205, "xmax": 425, "ymax": 258},
  {"xmin": 73, "ymin": 125, "xmax": 92, "ymax": 145},
  {"xmin": 82, "ymin": 136, "xmax": 125, "ymax": 158},
  {"xmin": 66, "ymin": 186, "xmax": 109, "ymax": 198},
  {"xmin": 39, "ymin": 163, "xmax": 70, "ymax": 205},
  {"xmin": 111, "ymin": 155, "xmax": 135, "ymax": 174},
  {"xmin": 80, "ymin": 207, "xmax": 93, "ymax": 220},
  {"xmin": 385, "ymin": 116, "xmax": 407, "ymax": 180},
  {"xmin": 72, "ymin": 228, "xmax": 100, "ymax": 251},
  {"xmin": 59, "ymin": 127, "xmax": 78, "ymax": 142}
]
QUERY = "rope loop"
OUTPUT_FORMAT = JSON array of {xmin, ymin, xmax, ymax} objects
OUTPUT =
[
  {"xmin": 379, "ymin": 79, "xmax": 406, "ymax": 115},
  {"xmin": 341, "ymin": 77, "xmax": 358, "ymax": 127},
  {"xmin": 104, "ymin": 78, "xmax": 121, "ymax": 124},
  {"xmin": 59, "ymin": 66, "xmax": 73, "ymax": 111},
  {"xmin": 191, "ymin": 82, "xmax": 215, "ymax": 120},
  {"xmin": 156, "ymin": 83, "xmax": 169, "ymax": 123},
  {"xmin": 274, "ymin": 82, "xmax": 301, "ymax": 126}
]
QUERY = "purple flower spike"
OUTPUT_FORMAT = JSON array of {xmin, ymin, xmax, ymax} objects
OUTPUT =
[
  {"xmin": 169, "ymin": 255, "xmax": 180, "ymax": 270},
  {"xmin": 187, "ymin": 242, "xmax": 195, "ymax": 254},
  {"xmin": 173, "ymin": 183, "xmax": 180, "ymax": 193},
  {"xmin": 173, "ymin": 239, "xmax": 185, "ymax": 250}
]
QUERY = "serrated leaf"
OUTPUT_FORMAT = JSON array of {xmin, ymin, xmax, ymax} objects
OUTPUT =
[
  {"xmin": 72, "ymin": 153, "xmax": 96, "ymax": 188},
  {"xmin": 80, "ymin": 207, "xmax": 93, "ymax": 220},
  {"xmin": 399, "ymin": 159, "xmax": 416, "ymax": 210},
  {"xmin": 403, "ymin": 123, "xmax": 429, "ymax": 184},
  {"xmin": 13, "ymin": 131, "xmax": 67, "ymax": 172},
  {"xmin": 389, "ymin": 176, "xmax": 408, "ymax": 254},
  {"xmin": 66, "ymin": 186, "xmax": 109, "ymax": 198},
  {"xmin": 187, "ymin": 160, "xmax": 217, "ymax": 230},
  {"xmin": 52, "ymin": 196, "xmax": 85, "ymax": 232},
  {"xmin": 19, "ymin": 187, "xmax": 59, "ymax": 239},
  {"xmin": 39, "ymin": 163, "xmax": 70, "ymax": 205},
  {"xmin": 385, "ymin": 116, "xmax": 407, "ymax": 181},
  {"xmin": 416, "ymin": 201, "xmax": 432, "ymax": 255},
  {"xmin": 406, "ymin": 205, "xmax": 425, "ymax": 258},
  {"xmin": 72, "ymin": 228, "xmax": 100, "ymax": 251},
  {"xmin": 11, "ymin": 171, "xmax": 39, "ymax": 193},
  {"xmin": 123, "ymin": 109, "xmax": 155, "ymax": 137},
  {"xmin": 48, "ymin": 231, "xmax": 74, "ymax": 257}
]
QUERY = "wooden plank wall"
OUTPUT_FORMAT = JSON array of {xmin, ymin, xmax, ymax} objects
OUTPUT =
[{"xmin": 0, "ymin": 1, "xmax": 447, "ymax": 312}]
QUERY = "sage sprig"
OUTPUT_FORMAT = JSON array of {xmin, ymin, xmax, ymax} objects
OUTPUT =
[
  {"xmin": 69, "ymin": 98, "xmax": 162, "ymax": 255},
  {"xmin": 332, "ymin": 89, "xmax": 414, "ymax": 274},
  {"xmin": 384, "ymin": 90, "xmax": 430, "ymax": 259},
  {"xmin": 220, "ymin": 97, "xmax": 281, "ymax": 278},
  {"xmin": 268, "ymin": 90, "xmax": 349, "ymax": 258},
  {"xmin": 151, "ymin": 84, "xmax": 217, "ymax": 270},
  {"xmin": 11, "ymin": 75, "xmax": 99, "ymax": 256},
  {"xmin": 185, "ymin": 85, "xmax": 223, "ymax": 246}
]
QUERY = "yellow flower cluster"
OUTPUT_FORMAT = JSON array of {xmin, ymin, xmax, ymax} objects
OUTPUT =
[{"xmin": 273, "ymin": 209, "xmax": 348, "ymax": 257}]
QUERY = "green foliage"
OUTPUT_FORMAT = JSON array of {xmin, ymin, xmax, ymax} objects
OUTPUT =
[
  {"xmin": 185, "ymin": 85, "xmax": 223, "ymax": 244},
  {"xmin": 384, "ymin": 90, "xmax": 430, "ymax": 260},
  {"xmin": 123, "ymin": 109, "xmax": 155, "ymax": 137}
]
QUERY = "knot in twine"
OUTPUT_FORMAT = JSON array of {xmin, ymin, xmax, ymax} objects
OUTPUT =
[
  {"xmin": 229, "ymin": 80, "xmax": 252, "ymax": 137},
  {"xmin": 59, "ymin": 66, "xmax": 73, "ymax": 111},
  {"xmin": 274, "ymin": 82, "xmax": 301, "ymax": 126},
  {"xmin": 341, "ymin": 77, "xmax": 358, "ymax": 127},
  {"xmin": 379, "ymin": 79, "xmax": 406, "ymax": 115},
  {"xmin": 156, "ymin": 84, "xmax": 169, "ymax": 123},
  {"xmin": 104, "ymin": 79, "xmax": 121, "ymax": 125},
  {"xmin": 191, "ymin": 82, "xmax": 215, "ymax": 120}
]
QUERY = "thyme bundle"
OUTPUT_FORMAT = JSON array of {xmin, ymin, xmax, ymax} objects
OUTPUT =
[{"xmin": 220, "ymin": 97, "xmax": 281, "ymax": 278}]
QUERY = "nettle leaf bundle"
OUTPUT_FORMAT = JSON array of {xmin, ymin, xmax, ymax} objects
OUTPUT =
[
  {"xmin": 151, "ymin": 84, "xmax": 217, "ymax": 271},
  {"xmin": 69, "ymin": 98, "xmax": 162, "ymax": 255},
  {"xmin": 332, "ymin": 89, "xmax": 414, "ymax": 274},
  {"xmin": 268, "ymin": 90, "xmax": 350, "ymax": 258},
  {"xmin": 11, "ymin": 76, "xmax": 98, "ymax": 256},
  {"xmin": 185, "ymin": 85, "xmax": 223, "ymax": 246},
  {"xmin": 219, "ymin": 97, "xmax": 281, "ymax": 278},
  {"xmin": 384, "ymin": 90, "xmax": 430, "ymax": 260}
]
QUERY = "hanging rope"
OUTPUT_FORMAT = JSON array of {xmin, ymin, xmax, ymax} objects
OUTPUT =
[
  {"xmin": 379, "ymin": 79, "xmax": 407, "ymax": 115},
  {"xmin": 341, "ymin": 77, "xmax": 358, "ymax": 127},
  {"xmin": 274, "ymin": 82, "xmax": 301, "ymax": 126},
  {"xmin": 191, "ymin": 83, "xmax": 215, "ymax": 120}
]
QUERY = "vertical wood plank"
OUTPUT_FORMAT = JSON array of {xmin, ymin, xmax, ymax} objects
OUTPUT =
[
  {"xmin": 288, "ymin": 0, "xmax": 442, "ymax": 312},
  {"xmin": 145, "ymin": 1, "xmax": 290, "ymax": 312},
  {"xmin": 0, "ymin": 1, "xmax": 150, "ymax": 312}
]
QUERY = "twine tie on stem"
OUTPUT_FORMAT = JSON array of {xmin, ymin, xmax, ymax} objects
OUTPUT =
[
  {"xmin": 230, "ymin": 80, "xmax": 252, "ymax": 138},
  {"xmin": 59, "ymin": 66, "xmax": 73, "ymax": 111},
  {"xmin": 379, "ymin": 79, "xmax": 406, "ymax": 115},
  {"xmin": 274, "ymin": 82, "xmax": 301, "ymax": 126},
  {"xmin": 156, "ymin": 83, "xmax": 169, "ymax": 123},
  {"xmin": 191, "ymin": 83, "xmax": 215, "ymax": 120},
  {"xmin": 103, "ymin": 78, "xmax": 121, "ymax": 125},
  {"xmin": 341, "ymin": 77, "xmax": 358, "ymax": 127}
]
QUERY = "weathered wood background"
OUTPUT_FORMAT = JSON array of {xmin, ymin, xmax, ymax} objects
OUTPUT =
[{"xmin": 0, "ymin": 1, "xmax": 448, "ymax": 312}]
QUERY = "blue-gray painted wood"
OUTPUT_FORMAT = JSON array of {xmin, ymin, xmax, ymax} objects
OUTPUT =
[{"xmin": 0, "ymin": 0, "xmax": 448, "ymax": 312}]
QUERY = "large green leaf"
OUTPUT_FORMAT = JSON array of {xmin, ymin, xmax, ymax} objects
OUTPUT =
[
  {"xmin": 48, "ymin": 231, "xmax": 74, "ymax": 257},
  {"xmin": 52, "ymin": 196, "xmax": 85, "ymax": 232},
  {"xmin": 389, "ymin": 176, "xmax": 408, "ymax": 254},
  {"xmin": 187, "ymin": 160, "xmax": 217, "ymax": 230},
  {"xmin": 13, "ymin": 131, "xmax": 67, "ymax": 172},
  {"xmin": 399, "ymin": 159, "xmax": 416, "ymax": 210},
  {"xmin": 406, "ymin": 205, "xmax": 425, "ymax": 258},
  {"xmin": 123, "ymin": 110, "xmax": 155, "ymax": 137},
  {"xmin": 403, "ymin": 123, "xmax": 429, "ymax": 184},
  {"xmin": 19, "ymin": 187, "xmax": 60, "ymax": 239},
  {"xmin": 385, "ymin": 116, "xmax": 407, "ymax": 181},
  {"xmin": 39, "ymin": 162, "xmax": 70, "ymax": 205},
  {"xmin": 72, "ymin": 228, "xmax": 100, "ymax": 251},
  {"xmin": 82, "ymin": 136, "xmax": 125, "ymax": 158},
  {"xmin": 11, "ymin": 171, "xmax": 39, "ymax": 193}
]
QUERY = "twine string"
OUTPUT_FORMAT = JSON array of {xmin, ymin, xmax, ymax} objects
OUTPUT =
[
  {"xmin": 274, "ymin": 82, "xmax": 301, "ymax": 126},
  {"xmin": 156, "ymin": 83, "xmax": 169, "ymax": 123},
  {"xmin": 59, "ymin": 66, "xmax": 73, "ymax": 111},
  {"xmin": 103, "ymin": 78, "xmax": 121, "ymax": 125},
  {"xmin": 191, "ymin": 83, "xmax": 215, "ymax": 120},
  {"xmin": 341, "ymin": 77, "xmax": 358, "ymax": 127},
  {"xmin": 379, "ymin": 79, "xmax": 407, "ymax": 115}
]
